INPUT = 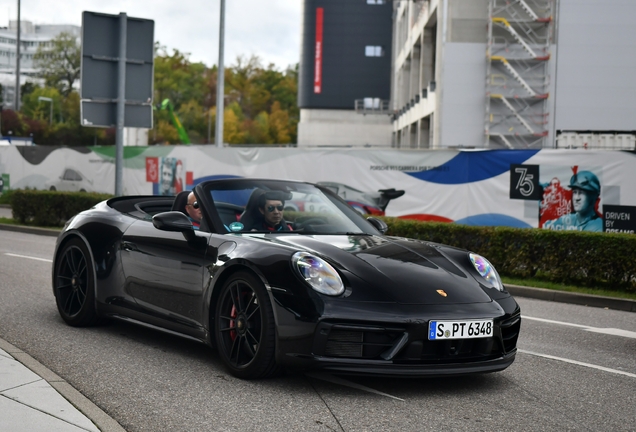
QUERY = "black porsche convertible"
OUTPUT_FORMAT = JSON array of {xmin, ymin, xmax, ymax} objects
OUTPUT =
[{"xmin": 52, "ymin": 178, "xmax": 520, "ymax": 379}]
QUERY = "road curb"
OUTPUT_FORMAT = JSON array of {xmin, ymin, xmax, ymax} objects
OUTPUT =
[
  {"xmin": 0, "ymin": 222, "xmax": 61, "ymax": 237},
  {"xmin": 506, "ymin": 284, "xmax": 636, "ymax": 313},
  {"xmin": 0, "ymin": 337, "xmax": 126, "ymax": 432}
]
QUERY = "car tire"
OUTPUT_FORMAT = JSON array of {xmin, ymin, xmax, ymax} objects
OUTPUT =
[
  {"xmin": 49, "ymin": 186, "xmax": 56, "ymax": 191},
  {"xmin": 214, "ymin": 271, "xmax": 279, "ymax": 379},
  {"xmin": 53, "ymin": 238, "xmax": 100, "ymax": 327}
]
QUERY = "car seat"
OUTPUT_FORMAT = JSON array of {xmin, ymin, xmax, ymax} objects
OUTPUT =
[
  {"xmin": 239, "ymin": 188, "xmax": 266, "ymax": 231},
  {"xmin": 171, "ymin": 190, "xmax": 191, "ymax": 216}
]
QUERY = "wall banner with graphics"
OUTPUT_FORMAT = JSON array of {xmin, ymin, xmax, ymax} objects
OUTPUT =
[{"xmin": 2, "ymin": 145, "xmax": 636, "ymax": 233}]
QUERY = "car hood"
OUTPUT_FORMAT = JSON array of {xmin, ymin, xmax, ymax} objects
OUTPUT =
[{"xmin": 257, "ymin": 234, "xmax": 493, "ymax": 305}]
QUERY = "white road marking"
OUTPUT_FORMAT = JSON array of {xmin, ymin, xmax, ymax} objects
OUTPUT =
[
  {"xmin": 4, "ymin": 253, "xmax": 52, "ymax": 263},
  {"xmin": 522, "ymin": 315, "xmax": 636, "ymax": 339},
  {"xmin": 519, "ymin": 349, "xmax": 636, "ymax": 379},
  {"xmin": 306, "ymin": 371, "xmax": 405, "ymax": 402}
]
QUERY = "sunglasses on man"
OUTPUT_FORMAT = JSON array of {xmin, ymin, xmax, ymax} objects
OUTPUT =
[
  {"xmin": 266, "ymin": 205, "xmax": 284, "ymax": 212},
  {"xmin": 187, "ymin": 201, "xmax": 199, "ymax": 209}
]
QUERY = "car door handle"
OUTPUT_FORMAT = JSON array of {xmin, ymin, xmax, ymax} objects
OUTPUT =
[{"xmin": 121, "ymin": 241, "xmax": 138, "ymax": 252}]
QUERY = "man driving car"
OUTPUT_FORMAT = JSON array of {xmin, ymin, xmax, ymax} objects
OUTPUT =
[{"xmin": 243, "ymin": 190, "xmax": 293, "ymax": 231}]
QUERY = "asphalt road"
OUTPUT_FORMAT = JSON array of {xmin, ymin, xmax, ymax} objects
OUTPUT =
[{"xmin": 0, "ymin": 230, "xmax": 634, "ymax": 432}]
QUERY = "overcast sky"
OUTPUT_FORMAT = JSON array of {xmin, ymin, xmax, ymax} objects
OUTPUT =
[{"xmin": 0, "ymin": 0, "xmax": 302, "ymax": 69}]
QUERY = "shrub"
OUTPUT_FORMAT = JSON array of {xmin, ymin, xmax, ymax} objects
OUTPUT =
[
  {"xmin": 383, "ymin": 218, "xmax": 636, "ymax": 293},
  {"xmin": 0, "ymin": 189, "xmax": 14, "ymax": 205},
  {"xmin": 10, "ymin": 190, "xmax": 112, "ymax": 226}
]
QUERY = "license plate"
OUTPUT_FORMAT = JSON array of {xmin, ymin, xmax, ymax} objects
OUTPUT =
[{"xmin": 428, "ymin": 319, "xmax": 493, "ymax": 340}]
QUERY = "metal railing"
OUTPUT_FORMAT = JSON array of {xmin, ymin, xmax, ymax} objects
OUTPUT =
[{"xmin": 354, "ymin": 98, "xmax": 391, "ymax": 115}]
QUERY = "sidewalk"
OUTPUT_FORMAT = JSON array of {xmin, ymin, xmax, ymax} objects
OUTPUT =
[
  {"xmin": 0, "ymin": 205, "xmax": 123, "ymax": 430},
  {"xmin": 0, "ymin": 204, "xmax": 12, "ymax": 219},
  {"xmin": 0, "ymin": 338, "xmax": 124, "ymax": 432}
]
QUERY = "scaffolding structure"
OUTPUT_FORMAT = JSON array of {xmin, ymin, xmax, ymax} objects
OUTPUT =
[{"xmin": 485, "ymin": 0, "xmax": 554, "ymax": 148}]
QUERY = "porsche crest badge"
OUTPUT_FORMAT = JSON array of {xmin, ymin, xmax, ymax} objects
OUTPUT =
[{"xmin": 436, "ymin": 289, "xmax": 448, "ymax": 297}]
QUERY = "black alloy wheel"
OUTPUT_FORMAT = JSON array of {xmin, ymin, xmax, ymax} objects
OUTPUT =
[
  {"xmin": 53, "ymin": 238, "xmax": 99, "ymax": 326},
  {"xmin": 215, "ymin": 271, "xmax": 278, "ymax": 379}
]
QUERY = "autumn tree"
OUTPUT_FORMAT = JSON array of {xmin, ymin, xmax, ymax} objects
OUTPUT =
[
  {"xmin": 153, "ymin": 44, "xmax": 207, "ymax": 107},
  {"xmin": 149, "ymin": 48, "xmax": 299, "ymax": 145},
  {"xmin": 14, "ymin": 35, "xmax": 299, "ymax": 146}
]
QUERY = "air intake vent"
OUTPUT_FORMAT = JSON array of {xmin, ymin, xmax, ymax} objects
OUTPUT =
[
  {"xmin": 325, "ymin": 330, "xmax": 363, "ymax": 357},
  {"xmin": 320, "ymin": 326, "xmax": 405, "ymax": 359},
  {"xmin": 500, "ymin": 314, "xmax": 521, "ymax": 353}
]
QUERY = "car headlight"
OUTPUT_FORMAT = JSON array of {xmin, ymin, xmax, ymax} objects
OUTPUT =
[
  {"xmin": 293, "ymin": 252, "xmax": 344, "ymax": 296},
  {"xmin": 469, "ymin": 253, "xmax": 504, "ymax": 291}
]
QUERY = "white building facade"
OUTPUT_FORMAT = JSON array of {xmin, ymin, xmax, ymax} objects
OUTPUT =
[
  {"xmin": 391, "ymin": 0, "xmax": 636, "ymax": 150},
  {"xmin": 0, "ymin": 20, "xmax": 80, "ymax": 108}
]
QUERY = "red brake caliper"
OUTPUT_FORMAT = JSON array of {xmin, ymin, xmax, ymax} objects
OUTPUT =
[{"xmin": 229, "ymin": 304, "xmax": 237, "ymax": 341}]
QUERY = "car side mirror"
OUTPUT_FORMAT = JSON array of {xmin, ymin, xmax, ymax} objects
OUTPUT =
[
  {"xmin": 153, "ymin": 211, "xmax": 193, "ymax": 232},
  {"xmin": 367, "ymin": 217, "xmax": 388, "ymax": 234}
]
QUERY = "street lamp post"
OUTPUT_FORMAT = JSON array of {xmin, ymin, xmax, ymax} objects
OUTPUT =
[
  {"xmin": 214, "ymin": 0, "xmax": 226, "ymax": 148},
  {"xmin": 15, "ymin": 0, "xmax": 21, "ymax": 111},
  {"xmin": 38, "ymin": 96, "xmax": 53, "ymax": 124}
]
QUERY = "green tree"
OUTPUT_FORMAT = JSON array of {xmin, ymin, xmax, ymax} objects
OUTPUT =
[
  {"xmin": 33, "ymin": 32, "xmax": 81, "ymax": 96},
  {"xmin": 151, "ymin": 45, "xmax": 209, "ymax": 144},
  {"xmin": 223, "ymin": 104, "xmax": 246, "ymax": 144},
  {"xmin": 156, "ymin": 120, "xmax": 179, "ymax": 144},
  {"xmin": 177, "ymin": 99, "xmax": 207, "ymax": 143},
  {"xmin": 20, "ymin": 82, "xmax": 38, "ymax": 99},
  {"xmin": 251, "ymin": 111, "xmax": 273, "ymax": 144},
  {"xmin": 253, "ymin": 63, "xmax": 298, "ymax": 114},
  {"xmin": 268, "ymin": 101, "xmax": 292, "ymax": 144},
  {"xmin": 154, "ymin": 45, "xmax": 207, "ymax": 107},
  {"xmin": 62, "ymin": 91, "xmax": 81, "ymax": 125},
  {"xmin": 221, "ymin": 56, "xmax": 299, "ymax": 144},
  {"xmin": 226, "ymin": 55, "xmax": 270, "ymax": 118},
  {"xmin": 21, "ymin": 86, "xmax": 62, "ymax": 123}
]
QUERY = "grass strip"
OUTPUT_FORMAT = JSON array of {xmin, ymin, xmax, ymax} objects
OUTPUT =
[
  {"xmin": 0, "ymin": 217, "xmax": 19, "ymax": 225},
  {"xmin": 502, "ymin": 276, "xmax": 636, "ymax": 301},
  {"xmin": 0, "ymin": 217, "xmax": 62, "ymax": 231}
]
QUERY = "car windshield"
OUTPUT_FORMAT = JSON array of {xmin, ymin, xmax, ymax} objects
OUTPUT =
[{"xmin": 202, "ymin": 179, "xmax": 379, "ymax": 235}]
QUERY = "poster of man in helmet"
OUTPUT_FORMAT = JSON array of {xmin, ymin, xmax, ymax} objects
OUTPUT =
[{"xmin": 541, "ymin": 166, "xmax": 603, "ymax": 232}]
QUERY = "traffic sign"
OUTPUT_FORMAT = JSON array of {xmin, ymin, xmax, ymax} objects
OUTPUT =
[
  {"xmin": 80, "ymin": 101, "xmax": 152, "ymax": 128},
  {"xmin": 80, "ymin": 11, "xmax": 154, "ymax": 128}
]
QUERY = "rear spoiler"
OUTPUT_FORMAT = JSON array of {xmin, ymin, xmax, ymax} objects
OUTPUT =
[{"xmin": 377, "ymin": 188, "xmax": 405, "ymax": 211}]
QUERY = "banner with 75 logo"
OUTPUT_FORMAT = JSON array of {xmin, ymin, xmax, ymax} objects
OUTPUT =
[{"xmin": 509, "ymin": 164, "xmax": 542, "ymax": 200}]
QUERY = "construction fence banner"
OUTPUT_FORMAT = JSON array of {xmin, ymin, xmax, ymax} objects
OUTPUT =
[{"xmin": 1, "ymin": 145, "xmax": 635, "ymax": 234}]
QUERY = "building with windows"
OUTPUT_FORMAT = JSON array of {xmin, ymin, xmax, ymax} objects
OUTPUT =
[
  {"xmin": 0, "ymin": 20, "xmax": 80, "ymax": 108},
  {"xmin": 297, "ymin": 0, "xmax": 393, "ymax": 147},
  {"xmin": 392, "ymin": 0, "xmax": 636, "ymax": 150}
]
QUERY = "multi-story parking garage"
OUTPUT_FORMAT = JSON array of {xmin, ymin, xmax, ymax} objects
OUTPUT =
[{"xmin": 392, "ymin": 0, "xmax": 636, "ymax": 150}]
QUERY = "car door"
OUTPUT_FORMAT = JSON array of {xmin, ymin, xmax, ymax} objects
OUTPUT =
[
  {"xmin": 71, "ymin": 169, "xmax": 86, "ymax": 191},
  {"xmin": 59, "ymin": 169, "xmax": 79, "ymax": 191},
  {"xmin": 119, "ymin": 219, "xmax": 216, "ymax": 338},
  {"xmin": 58, "ymin": 169, "xmax": 73, "ymax": 191}
]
